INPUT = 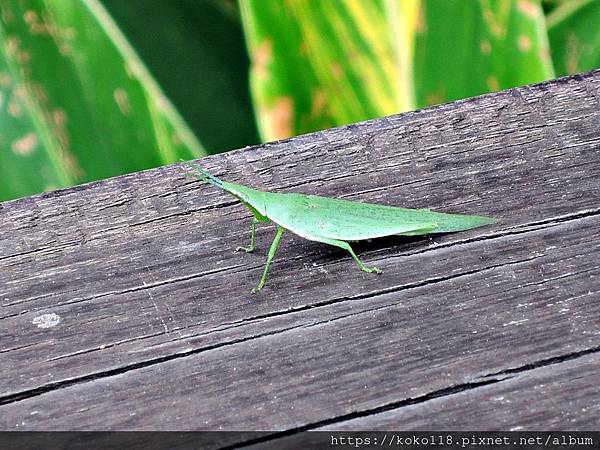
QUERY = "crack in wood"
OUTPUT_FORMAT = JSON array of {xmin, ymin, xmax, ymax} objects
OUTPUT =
[{"xmin": 0, "ymin": 322, "xmax": 307, "ymax": 407}]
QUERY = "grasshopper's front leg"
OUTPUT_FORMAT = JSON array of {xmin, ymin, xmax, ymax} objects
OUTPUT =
[
  {"xmin": 252, "ymin": 225, "xmax": 285, "ymax": 294},
  {"xmin": 236, "ymin": 217, "xmax": 259, "ymax": 253}
]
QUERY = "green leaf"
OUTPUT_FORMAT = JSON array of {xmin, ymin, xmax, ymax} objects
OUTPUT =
[
  {"xmin": 240, "ymin": 0, "xmax": 418, "ymax": 142},
  {"xmin": 0, "ymin": 0, "xmax": 205, "ymax": 202},
  {"xmin": 101, "ymin": 0, "xmax": 259, "ymax": 153},
  {"xmin": 414, "ymin": 0, "xmax": 555, "ymax": 107},
  {"xmin": 241, "ymin": 0, "xmax": 556, "ymax": 142},
  {"xmin": 547, "ymin": 0, "xmax": 600, "ymax": 76}
]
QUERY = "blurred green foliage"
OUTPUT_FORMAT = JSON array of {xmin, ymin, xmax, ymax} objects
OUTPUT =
[
  {"xmin": 241, "ymin": 0, "xmax": 557, "ymax": 141},
  {"xmin": 0, "ymin": 0, "xmax": 204, "ymax": 201},
  {"xmin": 547, "ymin": 0, "xmax": 600, "ymax": 75},
  {"xmin": 1, "ymin": 0, "xmax": 599, "ymax": 202},
  {"xmin": 414, "ymin": 0, "xmax": 554, "ymax": 107},
  {"xmin": 102, "ymin": 0, "xmax": 258, "ymax": 153}
]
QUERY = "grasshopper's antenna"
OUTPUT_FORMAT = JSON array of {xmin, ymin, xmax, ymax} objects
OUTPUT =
[{"xmin": 183, "ymin": 160, "xmax": 225, "ymax": 189}]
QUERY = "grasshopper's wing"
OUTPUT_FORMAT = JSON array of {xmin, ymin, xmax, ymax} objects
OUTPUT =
[{"xmin": 263, "ymin": 193, "xmax": 440, "ymax": 241}]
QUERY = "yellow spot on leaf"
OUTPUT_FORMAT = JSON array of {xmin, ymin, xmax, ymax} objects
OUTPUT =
[
  {"xmin": 113, "ymin": 88, "xmax": 132, "ymax": 115},
  {"xmin": 254, "ymin": 39, "xmax": 273, "ymax": 80},
  {"xmin": 480, "ymin": 39, "xmax": 491, "ymax": 54},
  {"xmin": 12, "ymin": 133, "xmax": 38, "ymax": 155},
  {"xmin": 486, "ymin": 76, "xmax": 500, "ymax": 91},
  {"xmin": 262, "ymin": 96, "xmax": 294, "ymax": 140},
  {"xmin": 518, "ymin": 35, "xmax": 531, "ymax": 52}
]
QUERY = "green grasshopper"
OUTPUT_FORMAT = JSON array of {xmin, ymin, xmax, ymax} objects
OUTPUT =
[{"xmin": 185, "ymin": 162, "xmax": 496, "ymax": 293}]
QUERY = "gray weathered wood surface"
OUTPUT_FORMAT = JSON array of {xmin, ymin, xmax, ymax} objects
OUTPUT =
[{"xmin": 1, "ymin": 69, "xmax": 600, "ymax": 445}]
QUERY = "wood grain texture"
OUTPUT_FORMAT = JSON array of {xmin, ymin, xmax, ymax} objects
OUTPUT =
[
  {"xmin": 1, "ymin": 69, "xmax": 600, "ymax": 444},
  {"xmin": 320, "ymin": 352, "xmax": 600, "ymax": 431}
]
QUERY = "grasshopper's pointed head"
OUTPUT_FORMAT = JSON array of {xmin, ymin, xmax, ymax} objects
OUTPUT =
[{"xmin": 183, "ymin": 160, "xmax": 269, "ymax": 220}]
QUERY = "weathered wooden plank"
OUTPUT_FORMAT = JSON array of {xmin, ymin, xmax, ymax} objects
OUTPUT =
[
  {"xmin": 1, "ymin": 70, "xmax": 600, "ymax": 437},
  {"xmin": 320, "ymin": 352, "xmax": 600, "ymax": 432},
  {"xmin": 1, "ymin": 208, "xmax": 599, "ymax": 435},
  {"xmin": 1, "ymin": 220, "xmax": 598, "ymax": 434}
]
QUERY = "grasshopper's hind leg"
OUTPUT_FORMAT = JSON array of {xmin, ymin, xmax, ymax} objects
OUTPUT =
[
  {"xmin": 311, "ymin": 235, "xmax": 382, "ymax": 274},
  {"xmin": 236, "ymin": 217, "xmax": 259, "ymax": 253}
]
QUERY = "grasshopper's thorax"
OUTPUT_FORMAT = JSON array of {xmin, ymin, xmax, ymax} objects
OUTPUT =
[{"xmin": 223, "ymin": 182, "xmax": 268, "ymax": 217}]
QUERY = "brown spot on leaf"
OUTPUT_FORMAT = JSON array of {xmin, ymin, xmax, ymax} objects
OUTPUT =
[
  {"xmin": 8, "ymin": 98, "xmax": 21, "ymax": 117},
  {"xmin": 52, "ymin": 108, "xmax": 67, "ymax": 127},
  {"xmin": 517, "ymin": 0, "xmax": 539, "ymax": 18},
  {"xmin": 59, "ymin": 44, "xmax": 73, "ymax": 56},
  {"xmin": 12, "ymin": 132, "xmax": 38, "ymax": 155},
  {"xmin": 155, "ymin": 95, "xmax": 169, "ymax": 111},
  {"xmin": 480, "ymin": 39, "xmax": 491, "ymax": 54},
  {"xmin": 5, "ymin": 36, "xmax": 20, "ymax": 57},
  {"xmin": 566, "ymin": 33, "xmax": 580, "ymax": 74},
  {"xmin": 32, "ymin": 83, "xmax": 48, "ymax": 103},
  {"xmin": 309, "ymin": 89, "xmax": 329, "ymax": 120},
  {"xmin": 539, "ymin": 45, "xmax": 551, "ymax": 64},
  {"xmin": 262, "ymin": 96, "xmax": 294, "ymax": 140},
  {"xmin": 172, "ymin": 132, "xmax": 182, "ymax": 146},
  {"xmin": 24, "ymin": 9, "xmax": 48, "ymax": 35},
  {"xmin": 114, "ymin": 88, "xmax": 132, "ymax": 115},
  {"xmin": 254, "ymin": 39, "xmax": 273, "ymax": 80},
  {"xmin": 24, "ymin": 10, "xmax": 37, "ymax": 24},
  {"xmin": 518, "ymin": 35, "xmax": 531, "ymax": 51},
  {"xmin": 416, "ymin": 3, "xmax": 426, "ymax": 34},
  {"xmin": 1, "ymin": 4, "xmax": 15, "ymax": 23},
  {"xmin": 331, "ymin": 63, "xmax": 343, "ymax": 79},
  {"xmin": 299, "ymin": 41, "xmax": 309, "ymax": 56},
  {"xmin": 16, "ymin": 50, "xmax": 31, "ymax": 63},
  {"xmin": 63, "ymin": 27, "xmax": 77, "ymax": 39},
  {"xmin": 486, "ymin": 75, "xmax": 500, "ymax": 91},
  {"xmin": 482, "ymin": 8, "xmax": 504, "ymax": 38},
  {"xmin": 0, "ymin": 71, "xmax": 11, "ymax": 88},
  {"xmin": 425, "ymin": 89, "xmax": 445, "ymax": 106}
]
